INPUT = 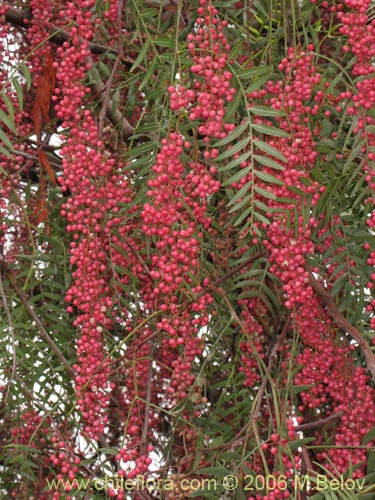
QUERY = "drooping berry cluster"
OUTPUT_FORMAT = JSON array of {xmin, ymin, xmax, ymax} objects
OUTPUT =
[
  {"xmin": 294, "ymin": 296, "xmax": 375, "ymax": 477},
  {"xmin": 141, "ymin": 133, "xmax": 216, "ymax": 397},
  {"xmin": 238, "ymin": 298, "xmax": 265, "ymax": 387},
  {"xmin": 4, "ymin": 1, "xmax": 375, "ymax": 498},
  {"xmin": 51, "ymin": 0, "xmax": 134, "ymax": 449},
  {"xmin": 170, "ymin": 0, "xmax": 236, "ymax": 142},
  {"xmin": 243, "ymin": 48, "xmax": 324, "ymax": 308},
  {"xmin": 0, "ymin": 4, "xmax": 36, "ymax": 259},
  {"xmin": 9, "ymin": 411, "xmax": 55, "ymax": 499},
  {"xmin": 337, "ymin": 0, "xmax": 375, "ymax": 331}
]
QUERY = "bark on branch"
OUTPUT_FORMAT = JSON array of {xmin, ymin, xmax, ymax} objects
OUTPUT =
[
  {"xmin": 309, "ymin": 271, "xmax": 375, "ymax": 383},
  {"xmin": 4, "ymin": 6, "xmax": 116, "ymax": 55},
  {"xmin": 4, "ymin": 5, "xmax": 135, "ymax": 139},
  {"xmin": 295, "ymin": 411, "xmax": 343, "ymax": 432},
  {"xmin": 0, "ymin": 260, "xmax": 75, "ymax": 378},
  {"xmin": 88, "ymin": 68, "xmax": 135, "ymax": 140}
]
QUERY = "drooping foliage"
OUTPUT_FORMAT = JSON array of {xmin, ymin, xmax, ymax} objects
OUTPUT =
[{"xmin": 1, "ymin": 0, "xmax": 375, "ymax": 499}]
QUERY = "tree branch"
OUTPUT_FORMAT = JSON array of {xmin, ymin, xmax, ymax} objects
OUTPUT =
[
  {"xmin": 14, "ymin": 149, "xmax": 62, "ymax": 171},
  {"xmin": 88, "ymin": 66, "xmax": 135, "ymax": 140},
  {"xmin": 140, "ymin": 341, "xmax": 155, "ymax": 454},
  {"xmin": 4, "ymin": 5, "xmax": 135, "ymax": 139},
  {"xmin": 309, "ymin": 270, "xmax": 375, "ymax": 383},
  {"xmin": 246, "ymin": 316, "xmax": 291, "ymax": 428},
  {"xmin": 4, "ymin": 6, "xmax": 117, "ymax": 55},
  {"xmin": 0, "ymin": 260, "xmax": 75, "ymax": 378},
  {"xmin": 210, "ymin": 285, "xmax": 291, "ymax": 438},
  {"xmin": 209, "ymin": 251, "xmax": 268, "ymax": 289},
  {"xmin": 295, "ymin": 411, "xmax": 343, "ymax": 432},
  {"xmin": 4, "ymin": 5, "xmax": 31, "ymax": 28},
  {"xmin": 0, "ymin": 267, "xmax": 17, "ymax": 404},
  {"xmin": 98, "ymin": 0, "xmax": 127, "ymax": 138}
]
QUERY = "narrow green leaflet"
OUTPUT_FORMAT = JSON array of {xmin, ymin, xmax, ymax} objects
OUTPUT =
[
  {"xmin": 251, "ymin": 123, "xmax": 289, "ymax": 138},
  {"xmin": 227, "ymin": 181, "xmax": 252, "ymax": 206},
  {"xmin": 232, "ymin": 205, "xmax": 253, "ymax": 226},
  {"xmin": 253, "ymin": 138, "xmax": 287, "ymax": 162},
  {"xmin": 254, "ymin": 211, "xmax": 271, "ymax": 224},
  {"xmin": 225, "ymin": 84, "xmax": 243, "ymax": 118},
  {"xmin": 253, "ymin": 153, "xmax": 285, "ymax": 170},
  {"xmin": 249, "ymin": 105, "xmax": 285, "ymax": 117},
  {"xmin": 362, "ymin": 426, "xmax": 375, "ymax": 445},
  {"xmin": 254, "ymin": 169, "xmax": 284, "ymax": 185},
  {"xmin": 196, "ymin": 467, "xmax": 231, "ymax": 476},
  {"xmin": 0, "ymin": 143, "xmax": 13, "ymax": 160},
  {"xmin": 216, "ymin": 136, "xmax": 251, "ymax": 162},
  {"xmin": 0, "ymin": 127, "xmax": 15, "ymax": 152},
  {"xmin": 228, "ymin": 193, "xmax": 251, "ymax": 212},
  {"xmin": 12, "ymin": 78, "xmax": 23, "ymax": 111},
  {"xmin": 245, "ymin": 72, "xmax": 273, "ymax": 94},
  {"xmin": 153, "ymin": 37, "xmax": 173, "ymax": 48},
  {"xmin": 130, "ymin": 38, "xmax": 151, "ymax": 72},
  {"xmin": 138, "ymin": 57, "xmax": 158, "ymax": 92},
  {"xmin": 0, "ymin": 108, "xmax": 17, "ymax": 134},
  {"xmin": 223, "ymin": 166, "xmax": 251, "ymax": 186},
  {"xmin": 254, "ymin": 186, "xmax": 277, "ymax": 199},
  {"xmin": 254, "ymin": 198, "xmax": 274, "ymax": 212},
  {"xmin": 219, "ymin": 150, "xmax": 251, "ymax": 172},
  {"xmin": 238, "ymin": 66, "xmax": 273, "ymax": 80},
  {"xmin": 20, "ymin": 61, "xmax": 32, "ymax": 89},
  {"xmin": 214, "ymin": 121, "xmax": 250, "ymax": 147},
  {"xmin": 2, "ymin": 92, "xmax": 15, "ymax": 123}
]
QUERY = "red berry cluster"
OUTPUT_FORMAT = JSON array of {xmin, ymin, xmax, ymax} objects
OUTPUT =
[
  {"xmin": 265, "ymin": 219, "xmax": 316, "ymax": 309},
  {"xmin": 238, "ymin": 298, "xmax": 265, "ymax": 387},
  {"xmin": 251, "ymin": 47, "xmax": 320, "ymax": 170},
  {"xmin": 5, "ymin": 0, "xmax": 375, "ymax": 497},
  {"xmin": 255, "ymin": 427, "xmax": 302, "ymax": 500},
  {"xmin": 0, "ymin": 7, "xmax": 36, "ymax": 259},
  {"xmin": 11, "ymin": 410, "xmax": 49, "ymax": 447},
  {"xmin": 9, "ymin": 411, "xmax": 54, "ymax": 499},
  {"xmin": 52, "ymin": 1, "xmax": 133, "ymax": 445},
  {"xmin": 0, "ymin": 155, "xmax": 26, "ymax": 260},
  {"xmin": 183, "ymin": 0, "xmax": 236, "ymax": 141},
  {"xmin": 245, "ymin": 48, "xmax": 323, "ymax": 307},
  {"xmin": 315, "ymin": 214, "xmax": 358, "ymax": 285},
  {"xmin": 141, "ymin": 133, "xmax": 215, "ymax": 399},
  {"xmin": 338, "ymin": 0, "xmax": 375, "ymax": 332},
  {"xmin": 113, "ymin": 328, "xmax": 156, "ymax": 480},
  {"xmin": 139, "ymin": 0, "xmax": 234, "ymax": 414},
  {"xmin": 26, "ymin": 0, "xmax": 53, "ymax": 75},
  {"xmin": 338, "ymin": 1, "xmax": 375, "ymax": 76},
  {"xmin": 48, "ymin": 433, "xmax": 82, "ymax": 500},
  {"xmin": 294, "ymin": 296, "xmax": 375, "ymax": 477}
]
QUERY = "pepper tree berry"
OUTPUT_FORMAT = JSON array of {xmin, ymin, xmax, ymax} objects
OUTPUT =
[{"xmin": 2, "ymin": 0, "xmax": 375, "ymax": 498}]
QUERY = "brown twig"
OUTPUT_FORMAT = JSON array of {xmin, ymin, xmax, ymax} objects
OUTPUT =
[
  {"xmin": 4, "ymin": 5, "xmax": 135, "ymax": 139},
  {"xmin": 209, "ymin": 251, "xmax": 268, "ymax": 289},
  {"xmin": 140, "ymin": 341, "xmax": 156, "ymax": 455},
  {"xmin": 308, "ymin": 270, "xmax": 375, "ymax": 382},
  {"xmin": 300, "ymin": 444, "xmax": 314, "ymax": 500},
  {"xmin": 0, "ymin": 267, "xmax": 17, "ymax": 403},
  {"xmin": 295, "ymin": 411, "xmax": 343, "ymax": 432},
  {"xmin": 4, "ymin": 6, "xmax": 117, "ymax": 56},
  {"xmin": 13, "ymin": 149, "xmax": 62, "ymax": 170},
  {"xmin": 88, "ymin": 59, "xmax": 135, "ymax": 140},
  {"xmin": 180, "ymin": 315, "xmax": 291, "ymax": 454},
  {"xmin": 98, "ymin": 0, "xmax": 125, "ymax": 137},
  {"xmin": 0, "ymin": 260, "xmax": 75, "ymax": 378},
  {"xmin": 210, "ymin": 285, "xmax": 291, "ymax": 440},
  {"xmin": 75, "ymin": 252, "xmax": 269, "ymax": 411},
  {"xmin": 109, "ymin": 251, "xmax": 269, "ymax": 358},
  {"xmin": 246, "ymin": 316, "xmax": 291, "ymax": 429}
]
